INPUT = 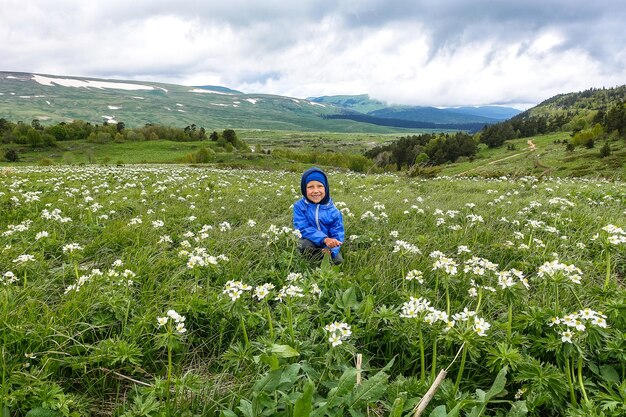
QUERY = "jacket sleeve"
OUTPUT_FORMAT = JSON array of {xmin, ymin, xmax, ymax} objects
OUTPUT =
[
  {"xmin": 293, "ymin": 203, "xmax": 327, "ymax": 246},
  {"xmin": 328, "ymin": 208, "xmax": 345, "ymax": 257}
]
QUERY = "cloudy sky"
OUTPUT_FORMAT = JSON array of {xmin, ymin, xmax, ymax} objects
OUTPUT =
[{"xmin": 1, "ymin": 0, "xmax": 625, "ymax": 109}]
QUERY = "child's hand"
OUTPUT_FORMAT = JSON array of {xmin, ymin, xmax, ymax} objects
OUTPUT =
[{"xmin": 323, "ymin": 238, "xmax": 343, "ymax": 248}]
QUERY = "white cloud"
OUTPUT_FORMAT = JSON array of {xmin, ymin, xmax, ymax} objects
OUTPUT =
[{"xmin": 1, "ymin": 0, "xmax": 625, "ymax": 107}]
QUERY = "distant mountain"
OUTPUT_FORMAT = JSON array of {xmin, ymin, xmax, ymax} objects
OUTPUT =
[
  {"xmin": 192, "ymin": 85, "xmax": 244, "ymax": 95},
  {"xmin": 0, "ymin": 71, "xmax": 520, "ymax": 133},
  {"xmin": 308, "ymin": 94, "xmax": 388, "ymax": 113},
  {"xmin": 309, "ymin": 94, "xmax": 520, "ymax": 126},
  {"xmin": 444, "ymin": 106, "xmax": 521, "ymax": 120},
  {"xmin": 0, "ymin": 72, "xmax": 406, "ymax": 133}
]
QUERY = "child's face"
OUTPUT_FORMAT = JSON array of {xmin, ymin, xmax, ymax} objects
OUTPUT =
[{"xmin": 306, "ymin": 181, "xmax": 326, "ymax": 203}]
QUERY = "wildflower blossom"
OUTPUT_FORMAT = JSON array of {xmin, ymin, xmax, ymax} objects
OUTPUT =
[
  {"xmin": 324, "ymin": 321, "xmax": 351, "ymax": 346},
  {"xmin": 275, "ymin": 285, "xmax": 305, "ymax": 301},
  {"xmin": 223, "ymin": 280, "xmax": 252, "ymax": 302},
  {"xmin": 400, "ymin": 297, "xmax": 432, "ymax": 318},
  {"xmin": 473, "ymin": 316, "xmax": 491, "ymax": 336},
  {"xmin": 1, "ymin": 271, "xmax": 18, "ymax": 285},
  {"xmin": 253, "ymin": 283, "xmax": 275, "ymax": 300},
  {"xmin": 405, "ymin": 270, "xmax": 424, "ymax": 283},
  {"xmin": 286, "ymin": 272, "xmax": 303, "ymax": 282},
  {"xmin": 13, "ymin": 254, "xmax": 36, "ymax": 265},
  {"xmin": 62, "ymin": 243, "xmax": 83, "ymax": 254}
]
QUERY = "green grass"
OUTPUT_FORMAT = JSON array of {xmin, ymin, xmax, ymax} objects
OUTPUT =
[{"xmin": 1, "ymin": 165, "xmax": 625, "ymax": 416}]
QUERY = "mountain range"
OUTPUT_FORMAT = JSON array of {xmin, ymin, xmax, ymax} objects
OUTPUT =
[{"xmin": 0, "ymin": 71, "xmax": 519, "ymax": 132}]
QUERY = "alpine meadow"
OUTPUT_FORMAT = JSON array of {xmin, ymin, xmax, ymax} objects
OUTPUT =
[{"xmin": 1, "ymin": 74, "xmax": 626, "ymax": 417}]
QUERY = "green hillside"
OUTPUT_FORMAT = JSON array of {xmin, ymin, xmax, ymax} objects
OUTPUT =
[{"xmin": 0, "ymin": 72, "xmax": 413, "ymax": 133}]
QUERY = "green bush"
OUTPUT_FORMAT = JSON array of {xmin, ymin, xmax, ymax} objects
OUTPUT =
[{"xmin": 4, "ymin": 148, "xmax": 19, "ymax": 162}]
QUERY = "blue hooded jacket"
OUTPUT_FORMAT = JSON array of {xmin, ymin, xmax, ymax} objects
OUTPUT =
[{"xmin": 293, "ymin": 167, "xmax": 345, "ymax": 258}]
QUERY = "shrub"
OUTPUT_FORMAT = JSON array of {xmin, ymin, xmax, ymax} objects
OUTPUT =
[
  {"xmin": 4, "ymin": 149, "xmax": 19, "ymax": 162},
  {"xmin": 599, "ymin": 142, "xmax": 612, "ymax": 158}
]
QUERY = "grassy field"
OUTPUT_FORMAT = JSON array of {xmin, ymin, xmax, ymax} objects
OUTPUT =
[
  {"xmin": 1, "ymin": 165, "xmax": 624, "ymax": 417},
  {"xmin": 2, "ymin": 130, "xmax": 624, "ymax": 180}
]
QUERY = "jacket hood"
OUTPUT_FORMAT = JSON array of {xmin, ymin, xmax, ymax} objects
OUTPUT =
[{"xmin": 300, "ymin": 167, "xmax": 330, "ymax": 204}]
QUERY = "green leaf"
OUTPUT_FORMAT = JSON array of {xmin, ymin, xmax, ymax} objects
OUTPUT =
[
  {"xmin": 279, "ymin": 363, "xmax": 302, "ymax": 390},
  {"xmin": 270, "ymin": 344, "xmax": 300, "ymax": 358},
  {"xmin": 237, "ymin": 399, "xmax": 254, "ymax": 417},
  {"xmin": 429, "ymin": 404, "xmax": 447, "ymax": 417},
  {"xmin": 600, "ymin": 365, "xmax": 620, "ymax": 384},
  {"xmin": 506, "ymin": 401, "xmax": 528, "ymax": 417},
  {"xmin": 340, "ymin": 287, "xmax": 358, "ymax": 310},
  {"xmin": 388, "ymin": 396, "xmax": 405, "ymax": 417},
  {"xmin": 326, "ymin": 368, "xmax": 358, "ymax": 408},
  {"xmin": 484, "ymin": 366, "xmax": 508, "ymax": 402},
  {"xmin": 447, "ymin": 401, "xmax": 463, "ymax": 417},
  {"xmin": 259, "ymin": 353, "xmax": 280, "ymax": 370},
  {"xmin": 293, "ymin": 380, "xmax": 315, "ymax": 417},
  {"xmin": 347, "ymin": 370, "xmax": 389, "ymax": 408},
  {"xmin": 220, "ymin": 410, "xmax": 239, "ymax": 417},
  {"xmin": 253, "ymin": 369, "xmax": 283, "ymax": 393}
]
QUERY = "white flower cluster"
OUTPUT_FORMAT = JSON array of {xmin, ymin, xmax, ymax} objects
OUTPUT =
[
  {"xmin": 261, "ymin": 224, "xmax": 299, "ymax": 243},
  {"xmin": 399, "ymin": 296, "xmax": 433, "ymax": 318},
  {"xmin": 2, "ymin": 220, "xmax": 33, "ymax": 236},
  {"xmin": 450, "ymin": 308, "xmax": 491, "ymax": 336},
  {"xmin": 548, "ymin": 197, "xmax": 575, "ymax": 209},
  {"xmin": 403, "ymin": 298, "xmax": 450, "ymax": 325},
  {"xmin": 324, "ymin": 321, "xmax": 352, "ymax": 346},
  {"xmin": 392, "ymin": 240, "xmax": 421, "ymax": 254},
  {"xmin": 549, "ymin": 309, "xmax": 608, "ymax": 343},
  {"xmin": 275, "ymin": 285, "xmax": 305, "ymax": 301},
  {"xmin": 222, "ymin": 280, "xmax": 253, "ymax": 302},
  {"xmin": 64, "ymin": 268, "xmax": 104, "ymax": 294},
  {"xmin": 430, "ymin": 251, "xmax": 458, "ymax": 275},
  {"xmin": 497, "ymin": 269, "xmax": 529, "ymax": 290},
  {"xmin": 1, "ymin": 271, "xmax": 18, "ymax": 285},
  {"xmin": 253, "ymin": 283, "xmax": 275, "ymax": 300},
  {"xmin": 405, "ymin": 269, "xmax": 424, "ymax": 283},
  {"xmin": 602, "ymin": 224, "xmax": 626, "ymax": 245},
  {"xmin": 62, "ymin": 243, "xmax": 84, "ymax": 254},
  {"xmin": 41, "ymin": 208, "xmax": 72, "ymax": 223},
  {"xmin": 537, "ymin": 259, "xmax": 583, "ymax": 284},
  {"xmin": 12, "ymin": 254, "xmax": 36, "ymax": 265},
  {"xmin": 286, "ymin": 272, "xmax": 303, "ymax": 282},
  {"xmin": 183, "ymin": 247, "xmax": 229, "ymax": 268},
  {"xmin": 463, "ymin": 256, "xmax": 498, "ymax": 276},
  {"xmin": 157, "ymin": 309, "xmax": 187, "ymax": 334}
]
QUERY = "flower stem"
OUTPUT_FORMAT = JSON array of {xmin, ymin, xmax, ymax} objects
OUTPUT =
[
  {"xmin": 554, "ymin": 283, "xmax": 559, "ymax": 314},
  {"xmin": 418, "ymin": 321, "xmax": 425, "ymax": 383},
  {"xmin": 166, "ymin": 342, "xmax": 173, "ymax": 415},
  {"xmin": 564, "ymin": 356, "xmax": 577, "ymax": 405},
  {"xmin": 445, "ymin": 282, "xmax": 450, "ymax": 316},
  {"xmin": 266, "ymin": 305, "xmax": 274, "ymax": 339},
  {"xmin": 240, "ymin": 315, "xmax": 249, "ymax": 348},
  {"xmin": 577, "ymin": 356, "xmax": 590, "ymax": 406},
  {"xmin": 287, "ymin": 305, "xmax": 295, "ymax": 344},
  {"xmin": 431, "ymin": 337, "xmax": 438, "ymax": 381},
  {"xmin": 604, "ymin": 251, "xmax": 611, "ymax": 290},
  {"xmin": 453, "ymin": 345, "xmax": 467, "ymax": 396},
  {"xmin": 507, "ymin": 302, "xmax": 513, "ymax": 342}
]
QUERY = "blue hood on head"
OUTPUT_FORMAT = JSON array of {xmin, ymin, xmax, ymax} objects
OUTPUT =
[{"xmin": 300, "ymin": 167, "xmax": 330, "ymax": 204}]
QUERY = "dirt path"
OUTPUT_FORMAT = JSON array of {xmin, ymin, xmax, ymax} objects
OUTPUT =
[{"xmin": 455, "ymin": 140, "xmax": 537, "ymax": 176}]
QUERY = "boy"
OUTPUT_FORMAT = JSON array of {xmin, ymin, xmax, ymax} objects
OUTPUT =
[{"xmin": 293, "ymin": 167, "xmax": 344, "ymax": 265}]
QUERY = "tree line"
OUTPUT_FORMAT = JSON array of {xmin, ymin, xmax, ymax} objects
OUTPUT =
[
  {"xmin": 479, "ymin": 100, "xmax": 626, "ymax": 148},
  {"xmin": 0, "ymin": 118, "xmax": 248, "ymax": 149},
  {"xmin": 364, "ymin": 132, "xmax": 477, "ymax": 170}
]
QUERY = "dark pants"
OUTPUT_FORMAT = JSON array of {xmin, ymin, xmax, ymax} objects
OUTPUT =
[{"xmin": 298, "ymin": 239, "xmax": 343, "ymax": 265}]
